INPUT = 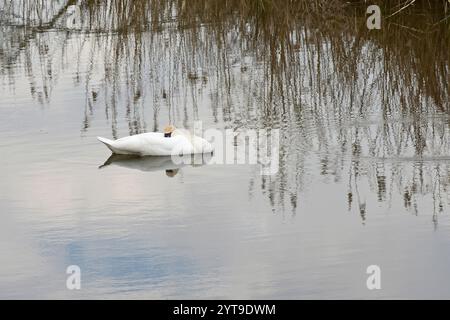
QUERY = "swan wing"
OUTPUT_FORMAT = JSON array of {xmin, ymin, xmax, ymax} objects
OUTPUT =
[{"xmin": 98, "ymin": 131, "xmax": 213, "ymax": 156}]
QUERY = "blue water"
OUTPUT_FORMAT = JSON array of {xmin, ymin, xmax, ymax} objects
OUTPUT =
[{"xmin": 1, "ymin": 1, "xmax": 450, "ymax": 299}]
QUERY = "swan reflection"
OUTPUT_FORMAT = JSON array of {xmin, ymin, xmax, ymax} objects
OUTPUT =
[{"xmin": 99, "ymin": 153, "xmax": 212, "ymax": 177}]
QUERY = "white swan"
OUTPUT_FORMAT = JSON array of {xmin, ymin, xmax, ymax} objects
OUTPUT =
[{"xmin": 97, "ymin": 126, "xmax": 213, "ymax": 156}]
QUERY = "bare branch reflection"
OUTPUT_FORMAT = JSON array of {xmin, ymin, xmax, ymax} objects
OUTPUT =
[{"xmin": 1, "ymin": 0, "xmax": 449, "ymax": 221}]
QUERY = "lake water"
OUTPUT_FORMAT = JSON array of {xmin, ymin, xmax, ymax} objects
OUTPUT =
[{"xmin": 1, "ymin": 0, "xmax": 450, "ymax": 299}]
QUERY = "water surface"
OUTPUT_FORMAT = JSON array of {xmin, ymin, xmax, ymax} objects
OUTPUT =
[{"xmin": 1, "ymin": 0, "xmax": 450, "ymax": 299}]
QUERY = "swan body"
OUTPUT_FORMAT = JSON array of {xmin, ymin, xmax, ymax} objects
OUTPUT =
[{"xmin": 97, "ymin": 129, "xmax": 213, "ymax": 156}]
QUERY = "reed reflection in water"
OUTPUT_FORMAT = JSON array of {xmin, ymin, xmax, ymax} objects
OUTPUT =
[{"xmin": 1, "ymin": 0, "xmax": 450, "ymax": 299}]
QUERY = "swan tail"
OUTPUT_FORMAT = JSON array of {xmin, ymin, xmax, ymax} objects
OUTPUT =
[{"xmin": 97, "ymin": 136, "xmax": 117, "ymax": 153}]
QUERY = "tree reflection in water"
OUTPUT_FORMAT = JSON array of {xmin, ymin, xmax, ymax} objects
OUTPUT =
[{"xmin": 0, "ymin": 0, "xmax": 449, "ymax": 222}]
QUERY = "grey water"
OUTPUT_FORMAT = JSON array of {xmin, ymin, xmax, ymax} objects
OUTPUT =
[{"xmin": 1, "ymin": 0, "xmax": 450, "ymax": 299}]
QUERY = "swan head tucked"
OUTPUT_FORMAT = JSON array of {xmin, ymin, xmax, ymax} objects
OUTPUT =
[{"xmin": 164, "ymin": 125, "xmax": 176, "ymax": 137}]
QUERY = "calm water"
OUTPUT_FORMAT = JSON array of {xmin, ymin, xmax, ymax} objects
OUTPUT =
[{"xmin": 1, "ymin": 1, "xmax": 450, "ymax": 299}]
